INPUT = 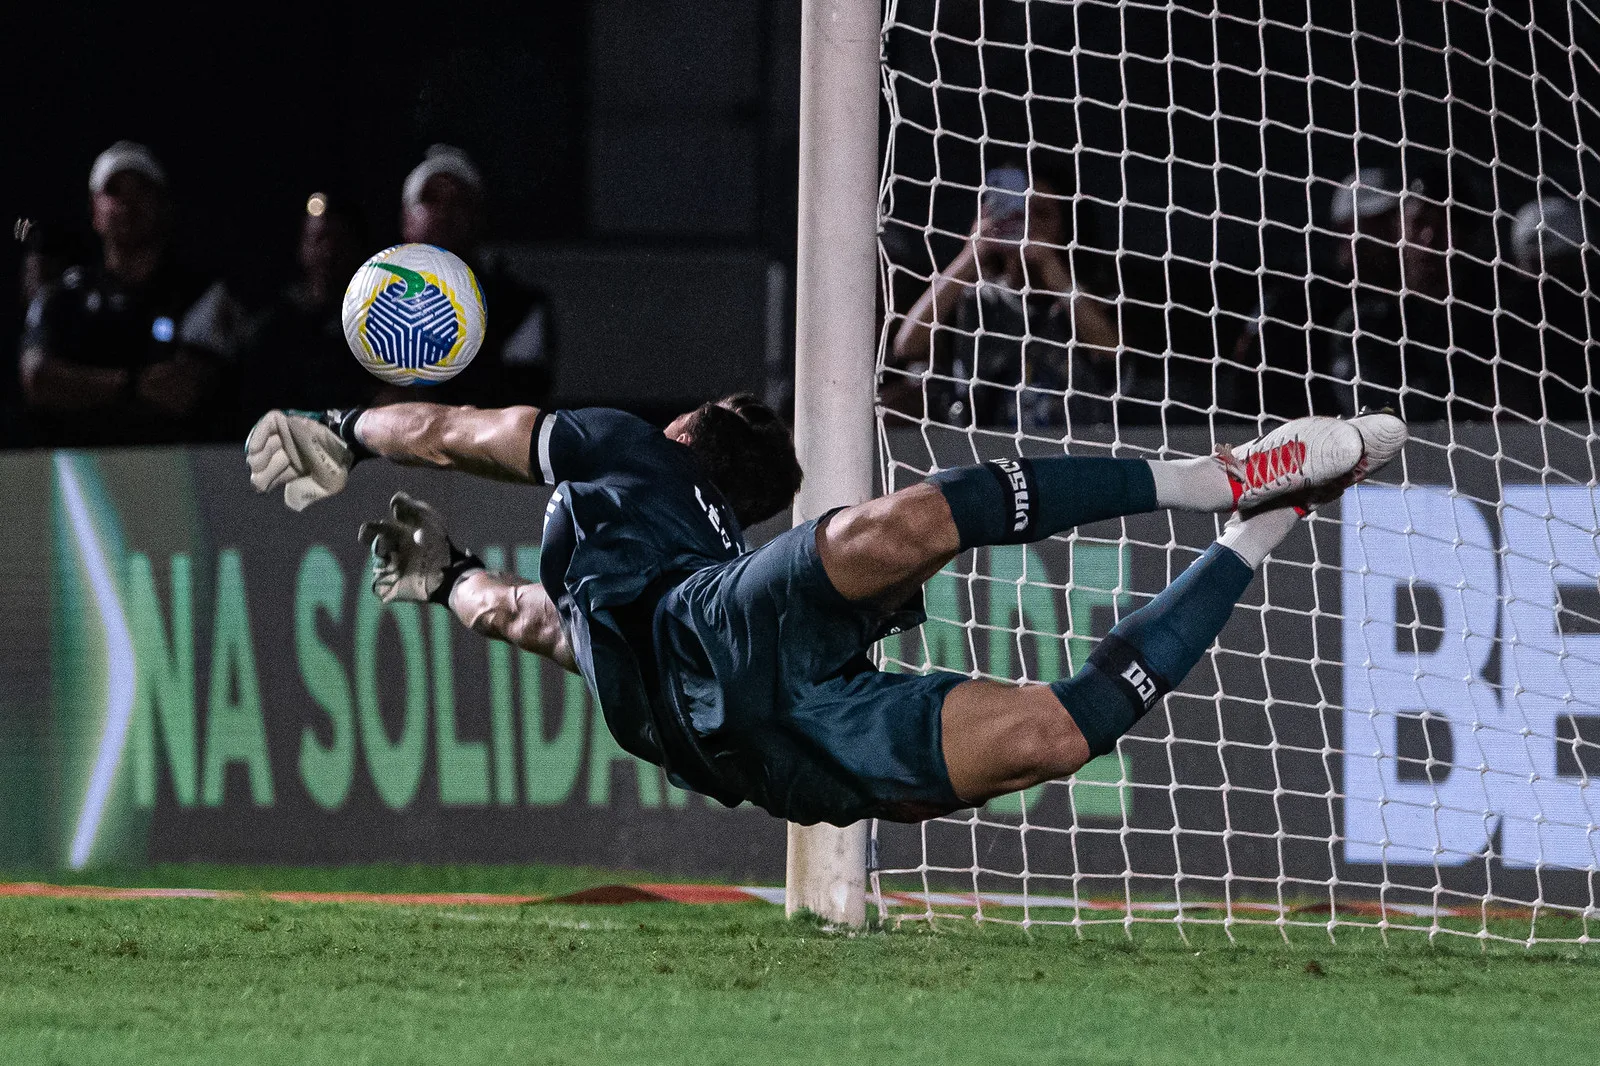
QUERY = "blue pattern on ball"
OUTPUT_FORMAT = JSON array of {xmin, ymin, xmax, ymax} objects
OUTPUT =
[{"xmin": 364, "ymin": 279, "xmax": 461, "ymax": 371}]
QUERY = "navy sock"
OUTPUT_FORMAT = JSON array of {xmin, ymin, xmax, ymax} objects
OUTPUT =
[
  {"xmin": 1050, "ymin": 544, "xmax": 1255, "ymax": 757},
  {"xmin": 928, "ymin": 456, "xmax": 1158, "ymax": 550}
]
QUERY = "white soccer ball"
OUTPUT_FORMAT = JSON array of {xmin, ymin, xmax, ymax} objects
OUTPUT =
[{"xmin": 342, "ymin": 243, "xmax": 486, "ymax": 386}]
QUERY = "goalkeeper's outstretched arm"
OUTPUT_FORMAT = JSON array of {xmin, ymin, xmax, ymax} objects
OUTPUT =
[
  {"xmin": 353, "ymin": 403, "xmax": 541, "ymax": 483},
  {"xmin": 246, "ymin": 403, "xmax": 541, "ymax": 510}
]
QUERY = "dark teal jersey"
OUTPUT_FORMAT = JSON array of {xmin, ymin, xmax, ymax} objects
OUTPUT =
[
  {"xmin": 530, "ymin": 408, "xmax": 745, "ymax": 798},
  {"xmin": 530, "ymin": 408, "xmax": 965, "ymax": 826}
]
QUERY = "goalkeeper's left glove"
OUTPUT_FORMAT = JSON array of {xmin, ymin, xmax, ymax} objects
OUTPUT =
[
  {"xmin": 358, "ymin": 492, "xmax": 485, "ymax": 605},
  {"xmin": 245, "ymin": 407, "xmax": 372, "ymax": 512},
  {"xmin": 243, "ymin": 404, "xmax": 374, "ymax": 508}
]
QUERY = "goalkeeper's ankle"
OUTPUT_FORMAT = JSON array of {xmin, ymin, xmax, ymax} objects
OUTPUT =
[
  {"xmin": 1215, "ymin": 506, "xmax": 1300, "ymax": 570},
  {"xmin": 431, "ymin": 545, "xmax": 486, "ymax": 607},
  {"xmin": 1147, "ymin": 454, "xmax": 1235, "ymax": 512}
]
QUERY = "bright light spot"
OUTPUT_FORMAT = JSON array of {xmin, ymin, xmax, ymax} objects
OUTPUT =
[
  {"xmin": 57, "ymin": 454, "xmax": 136, "ymax": 870},
  {"xmin": 306, "ymin": 192, "xmax": 328, "ymax": 218}
]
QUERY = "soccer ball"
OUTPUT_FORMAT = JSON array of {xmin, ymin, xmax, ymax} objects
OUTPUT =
[{"xmin": 342, "ymin": 244, "xmax": 486, "ymax": 386}]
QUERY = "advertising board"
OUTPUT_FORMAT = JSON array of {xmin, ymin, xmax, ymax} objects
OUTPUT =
[{"xmin": 2, "ymin": 425, "xmax": 1595, "ymax": 903}]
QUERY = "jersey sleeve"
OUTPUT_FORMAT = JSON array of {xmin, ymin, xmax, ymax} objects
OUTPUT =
[{"xmin": 528, "ymin": 407, "xmax": 663, "ymax": 485}]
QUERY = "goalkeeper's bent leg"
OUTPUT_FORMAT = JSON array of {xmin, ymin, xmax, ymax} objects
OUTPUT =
[
  {"xmin": 819, "ymin": 451, "xmax": 1237, "ymax": 606},
  {"xmin": 1049, "ymin": 507, "xmax": 1298, "ymax": 757},
  {"xmin": 927, "ymin": 453, "xmax": 1235, "ymax": 551},
  {"xmin": 938, "ymin": 507, "xmax": 1300, "ymax": 803}
]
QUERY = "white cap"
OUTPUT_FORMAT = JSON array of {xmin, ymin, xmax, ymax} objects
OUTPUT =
[
  {"xmin": 402, "ymin": 144, "xmax": 483, "ymax": 207},
  {"xmin": 1511, "ymin": 194, "xmax": 1584, "ymax": 265},
  {"xmin": 1329, "ymin": 167, "xmax": 1403, "ymax": 226},
  {"xmin": 89, "ymin": 141, "xmax": 167, "ymax": 195}
]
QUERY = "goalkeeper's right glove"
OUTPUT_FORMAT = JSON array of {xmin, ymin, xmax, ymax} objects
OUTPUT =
[
  {"xmin": 358, "ymin": 492, "xmax": 485, "ymax": 605},
  {"xmin": 245, "ymin": 407, "xmax": 373, "ymax": 512}
]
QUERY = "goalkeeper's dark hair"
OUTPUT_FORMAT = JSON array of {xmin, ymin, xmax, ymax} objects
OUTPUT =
[{"xmin": 681, "ymin": 393, "xmax": 803, "ymax": 528}]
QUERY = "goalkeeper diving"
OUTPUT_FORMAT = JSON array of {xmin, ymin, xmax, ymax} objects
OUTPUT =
[{"xmin": 246, "ymin": 399, "xmax": 1405, "ymax": 825}]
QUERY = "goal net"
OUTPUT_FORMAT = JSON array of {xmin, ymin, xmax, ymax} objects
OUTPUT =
[{"xmin": 872, "ymin": 0, "xmax": 1600, "ymax": 945}]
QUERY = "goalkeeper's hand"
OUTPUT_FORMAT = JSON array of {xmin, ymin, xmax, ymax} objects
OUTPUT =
[
  {"xmin": 245, "ymin": 408, "xmax": 367, "ymax": 511},
  {"xmin": 358, "ymin": 492, "xmax": 484, "ymax": 605}
]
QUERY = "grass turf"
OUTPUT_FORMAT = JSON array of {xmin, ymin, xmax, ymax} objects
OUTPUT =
[
  {"xmin": 0, "ymin": 866, "xmax": 1595, "ymax": 1066},
  {"xmin": 0, "ymin": 862, "xmax": 657, "ymax": 897}
]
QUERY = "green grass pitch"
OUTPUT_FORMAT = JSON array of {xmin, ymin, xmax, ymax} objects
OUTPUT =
[{"xmin": 0, "ymin": 865, "xmax": 1594, "ymax": 1065}]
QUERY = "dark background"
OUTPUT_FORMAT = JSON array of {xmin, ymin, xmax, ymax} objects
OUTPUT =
[
  {"xmin": 881, "ymin": 0, "xmax": 1600, "ymax": 421},
  {"xmin": 0, "ymin": 0, "xmax": 802, "ymax": 409},
  {"xmin": 1, "ymin": 0, "xmax": 802, "ymax": 260},
  {"xmin": 5, "ymin": 0, "xmax": 1597, "ymax": 418}
]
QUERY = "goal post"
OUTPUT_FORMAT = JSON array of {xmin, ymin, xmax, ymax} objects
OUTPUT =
[{"xmin": 785, "ymin": 0, "xmax": 882, "ymax": 926}]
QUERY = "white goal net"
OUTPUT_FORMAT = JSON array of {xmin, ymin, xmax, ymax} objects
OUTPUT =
[{"xmin": 871, "ymin": 0, "xmax": 1600, "ymax": 945}]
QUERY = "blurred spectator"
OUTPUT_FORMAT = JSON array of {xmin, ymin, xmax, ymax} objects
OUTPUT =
[
  {"xmin": 17, "ymin": 220, "xmax": 82, "ymax": 309},
  {"xmin": 234, "ymin": 191, "xmax": 381, "ymax": 421},
  {"xmin": 4, "ymin": 220, "xmax": 83, "ymax": 447},
  {"xmin": 1321, "ymin": 165, "xmax": 1498, "ymax": 422},
  {"xmin": 1497, "ymin": 192, "xmax": 1594, "ymax": 423},
  {"xmin": 887, "ymin": 161, "xmax": 1121, "ymax": 431},
  {"xmin": 390, "ymin": 145, "xmax": 555, "ymax": 407},
  {"xmin": 18, "ymin": 141, "xmax": 240, "ymax": 446},
  {"xmin": 1511, "ymin": 194, "xmax": 1586, "ymax": 278},
  {"xmin": 1232, "ymin": 164, "xmax": 1497, "ymax": 423},
  {"xmin": 1222, "ymin": 266, "xmax": 1347, "ymax": 421}
]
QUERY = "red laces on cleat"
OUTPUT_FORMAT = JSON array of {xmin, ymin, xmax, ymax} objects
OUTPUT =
[
  {"xmin": 1216, "ymin": 439, "xmax": 1307, "ymax": 504},
  {"xmin": 1242, "ymin": 440, "xmax": 1306, "ymax": 488}
]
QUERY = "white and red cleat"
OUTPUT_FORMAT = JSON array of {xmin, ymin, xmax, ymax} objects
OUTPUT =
[
  {"xmin": 1345, "ymin": 410, "xmax": 1409, "ymax": 485},
  {"xmin": 1296, "ymin": 409, "xmax": 1409, "ymax": 510},
  {"xmin": 1215, "ymin": 416, "xmax": 1364, "ymax": 514}
]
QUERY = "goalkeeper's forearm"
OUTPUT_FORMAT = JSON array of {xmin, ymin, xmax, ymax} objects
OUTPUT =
[
  {"xmin": 353, "ymin": 403, "xmax": 543, "ymax": 483},
  {"xmin": 447, "ymin": 569, "xmax": 578, "ymax": 674}
]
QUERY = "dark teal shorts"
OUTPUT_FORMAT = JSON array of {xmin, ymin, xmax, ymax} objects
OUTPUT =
[{"xmin": 656, "ymin": 515, "xmax": 970, "ymax": 826}]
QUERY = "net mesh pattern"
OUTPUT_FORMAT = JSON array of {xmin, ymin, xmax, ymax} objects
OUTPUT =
[{"xmin": 871, "ymin": 0, "xmax": 1600, "ymax": 945}]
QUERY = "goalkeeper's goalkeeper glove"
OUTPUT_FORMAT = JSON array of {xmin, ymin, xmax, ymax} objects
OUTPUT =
[
  {"xmin": 358, "ymin": 492, "xmax": 485, "ymax": 605},
  {"xmin": 245, "ymin": 407, "xmax": 373, "ymax": 511}
]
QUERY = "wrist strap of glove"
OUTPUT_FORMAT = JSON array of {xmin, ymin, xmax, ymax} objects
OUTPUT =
[
  {"xmin": 324, "ymin": 408, "xmax": 376, "ymax": 463},
  {"xmin": 430, "ymin": 545, "xmax": 486, "ymax": 607}
]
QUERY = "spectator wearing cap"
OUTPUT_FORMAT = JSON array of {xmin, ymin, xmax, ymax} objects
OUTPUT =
[
  {"xmin": 1496, "ymin": 192, "xmax": 1594, "ymax": 423},
  {"xmin": 1325, "ymin": 164, "xmax": 1501, "ymax": 422},
  {"xmin": 234, "ymin": 191, "xmax": 381, "ymax": 421},
  {"xmin": 1511, "ymin": 194, "xmax": 1586, "ymax": 281},
  {"xmin": 1234, "ymin": 163, "xmax": 1495, "ymax": 424},
  {"xmin": 18, "ymin": 141, "xmax": 241, "ymax": 446},
  {"xmin": 391, "ymin": 144, "xmax": 555, "ymax": 408}
]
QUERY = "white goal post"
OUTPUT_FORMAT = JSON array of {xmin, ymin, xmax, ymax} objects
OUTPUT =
[
  {"xmin": 786, "ymin": 0, "xmax": 882, "ymax": 926},
  {"xmin": 868, "ymin": 0, "xmax": 1600, "ymax": 945}
]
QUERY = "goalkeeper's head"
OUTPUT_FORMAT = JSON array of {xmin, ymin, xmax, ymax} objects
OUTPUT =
[{"xmin": 669, "ymin": 394, "xmax": 803, "ymax": 529}]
